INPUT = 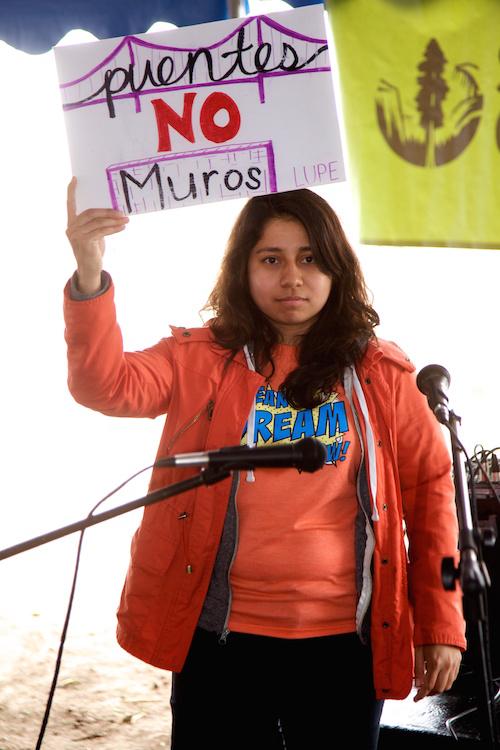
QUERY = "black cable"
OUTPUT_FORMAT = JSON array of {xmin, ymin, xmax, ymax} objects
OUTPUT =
[
  {"xmin": 452, "ymin": 436, "xmax": 500, "ymax": 509},
  {"xmin": 470, "ymin": 445, "xmax": 500, "ymax": 504},
  {"xmin": 446, "ymin": 680, "xmax": 500, "ymax": 741},
  {"xmin": 34, "ymin": 462, "xmax": 154, "ymax": 750}
]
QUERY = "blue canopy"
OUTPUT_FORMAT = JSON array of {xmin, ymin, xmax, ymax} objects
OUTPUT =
[{"xmin": 0, "ymin": 0, "xmax": 321, "ymax": 54}]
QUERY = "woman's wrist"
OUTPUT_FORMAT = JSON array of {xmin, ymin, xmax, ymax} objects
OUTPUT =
[{"xmin": 75, "ymin": 268, "xmax": 103, "ymax": 295}]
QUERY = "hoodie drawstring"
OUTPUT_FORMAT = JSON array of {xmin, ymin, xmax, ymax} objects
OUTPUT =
[
  {"xmin": 345, "ymin": 366, "xmax": 380, "ymax": 522},
  {"xmin": 243, "ymin": 345, "xmax": 256, "ymax": 483}
]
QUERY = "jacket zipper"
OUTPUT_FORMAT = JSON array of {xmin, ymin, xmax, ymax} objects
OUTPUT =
[
  {"xmin": 354, "ymin": 452, "xmax": 376, "ymax": 638},
  {"xmin": 345, "ymin": 369, "xmax": 376, "ymax": 639},
  {"xmin": 218, "ymin": 472, "xmax": 241, "ymax": 645},
  {"xmin": 166, "ymin": 399, "xmax": 214, "ymax": 454},
  {"xmin": 168, "ymin": 399, "xmax": 214, "ymax": 574}
]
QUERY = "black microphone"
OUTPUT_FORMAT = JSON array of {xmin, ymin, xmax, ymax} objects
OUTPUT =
[
  {"xmin": 155, "ymin": 437, "xmax": 327, "ymax": 473},
  {"xmin": 416, "ymin": 364, "xmax": 451, "ymax": 424}
]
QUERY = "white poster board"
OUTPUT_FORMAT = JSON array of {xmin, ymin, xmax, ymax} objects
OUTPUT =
[{"xmin": 55, "ymin": 5, "xmax": 345, "ymax": 214}]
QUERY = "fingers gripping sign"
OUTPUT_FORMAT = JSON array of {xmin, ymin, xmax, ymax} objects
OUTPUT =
[
  {"xmin": 414, "ymin": 644, "xmax": 462, "ymax": 702},
  {"xmin": 66, "ymin": 177, "xmax": 129, "ymax": 295}
]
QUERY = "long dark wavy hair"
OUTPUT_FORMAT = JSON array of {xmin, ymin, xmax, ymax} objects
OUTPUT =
[{"xmin": 206, "ymin": 189, "xmax": 379, "ymax": 409}]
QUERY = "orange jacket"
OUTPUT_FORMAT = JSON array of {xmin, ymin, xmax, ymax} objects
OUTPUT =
[{"xmin": 64, "ymin": 280, "xmax": 466, "ymax": 699}]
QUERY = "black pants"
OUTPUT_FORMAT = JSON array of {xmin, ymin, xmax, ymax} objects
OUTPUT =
[{"xmin": 170, "ymin": 628, "xmax": 384, "ymax": 749}]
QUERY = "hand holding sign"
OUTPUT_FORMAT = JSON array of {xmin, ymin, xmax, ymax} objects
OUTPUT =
[{"xmin": 66, "ymin": 177, "xmax": 129, "ymax": 294}]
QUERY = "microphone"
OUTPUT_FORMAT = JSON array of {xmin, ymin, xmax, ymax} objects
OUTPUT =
[
  {"xmin": 416, "ymin": 364, "xmax": 451, "ymax": 424},
  {"xmin": 155, "ymin": 437, "xmax": 327, "ymax": 473}
]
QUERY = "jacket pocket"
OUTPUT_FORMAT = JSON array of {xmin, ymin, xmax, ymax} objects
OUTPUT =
[
  {"xmin": 119, "ymin": 523, "xmax": 180, "ymax": 632},
  {"xmin": 131, "ymin": 524, "xmax": 178, "ymax": 573}
]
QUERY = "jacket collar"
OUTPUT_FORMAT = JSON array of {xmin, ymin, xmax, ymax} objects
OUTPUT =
[
  {"xmin": 362, "ymin": 338, "xmax": 415, "ymax": 375},
  {"xmin": 170, "ymin": 325, "xmax": 212, "ymax": 343},
  {"xmin": 170, "ymin": 328, "xmax": 415, "ymax": 375},
  {"xmin": 169, "ymin": 325, "xmax": 254, "ymax": 369}
]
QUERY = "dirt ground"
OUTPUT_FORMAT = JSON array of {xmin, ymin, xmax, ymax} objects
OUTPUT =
[
  {"xmin": 0, "ymin": 611, "xmax": 172, "ymax": 750},
  {"xmin": 0, "ymin": 601, "xmax": 471, "ymax": 750}
]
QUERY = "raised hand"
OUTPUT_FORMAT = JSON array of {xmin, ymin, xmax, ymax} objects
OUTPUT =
[{"xmin": 66, "ymin": 177, "xmax": 129, "ymax": 294}]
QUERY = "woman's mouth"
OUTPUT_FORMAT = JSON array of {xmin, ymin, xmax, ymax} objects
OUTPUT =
[{"xmin": 276, "ymin": 296, "xmax": 307, "ymax": 306}]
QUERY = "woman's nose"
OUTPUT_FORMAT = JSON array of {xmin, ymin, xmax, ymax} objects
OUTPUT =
[{"xmin": 280, "ymin": 262, "xmax": 303, "ymax": 287}]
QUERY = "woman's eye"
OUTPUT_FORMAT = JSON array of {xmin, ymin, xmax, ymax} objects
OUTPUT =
[
  {"xmin": 263, "ymin": 256, "xmax": 278, "ymax": 264},
  {"xmin": 302, "ymin": 255, "xmax": 315, "ymax": 264}
]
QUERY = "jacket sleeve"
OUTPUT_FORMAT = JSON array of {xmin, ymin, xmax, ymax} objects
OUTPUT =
[
  {"xmin": 64, "ymin": 278, "xmax": 174, "ymax": 419},
  {"xmin": 394, "ymin": 368, "xmax": 466, "ymax": 649}
]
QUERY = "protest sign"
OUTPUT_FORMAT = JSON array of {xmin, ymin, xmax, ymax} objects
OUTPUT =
[{"xmin": 55, "ymin": 5, "xmax": 345, "ymax": 215}]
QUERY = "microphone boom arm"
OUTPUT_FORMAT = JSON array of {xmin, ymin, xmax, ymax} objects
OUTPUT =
[{"xmin": 0, "ymin": 466, "xmax": 231, "ymax": 563}]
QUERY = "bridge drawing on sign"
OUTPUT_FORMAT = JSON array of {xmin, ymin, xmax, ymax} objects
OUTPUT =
[{"xmin": 59, "ymin": 14, "xmax": 330, "ymax": 119}]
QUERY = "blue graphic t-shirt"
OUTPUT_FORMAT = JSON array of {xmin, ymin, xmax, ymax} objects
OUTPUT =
[{"xmin": 242, "ymin": 347, "xmax": 354, "ymax": 465}]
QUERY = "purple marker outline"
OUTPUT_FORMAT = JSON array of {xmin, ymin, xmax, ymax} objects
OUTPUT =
[
  {"xmin": 60, "ymin": 17, "xmax": 256, "ymax": 89},
  {"xmin": 106, "ymin": 140, "xmax": 277, "ymax": 210},
  {"xmin": 126, "ymin": 37, "xmax": 141, "ymax": 114},
  {"xmin": 259, "ymin": 14, "xmax": 327, "ymax": 43},
  {"xmin": 60, "ymin": 14, "xmax": 330, "ymax": 113},
  {"xmin": 257, "ymin": 17, "xmax": 265, "ymax": 104},
  {"xmin": 60, "ymin": 15, "xmax": 327, "ymax": 89}
]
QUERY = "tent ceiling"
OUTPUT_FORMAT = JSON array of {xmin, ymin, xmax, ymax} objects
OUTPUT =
[{"xmin": 0, "ymin": 0, "xmax": 320, "ymax": 54}]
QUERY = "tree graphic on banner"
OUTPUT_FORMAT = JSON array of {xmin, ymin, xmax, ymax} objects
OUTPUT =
[
  {"xmin": 415, "ymin": 39, "xmax": 449, "ymax": 167},
  {"xmin": 376, "ymin": 38, "xmax": 483, "ymax": 167}
]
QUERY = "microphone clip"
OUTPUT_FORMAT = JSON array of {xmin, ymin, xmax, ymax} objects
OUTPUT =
[{"xmin": 200, "ymin": 466, "xmax": 232, "ymax": 485}]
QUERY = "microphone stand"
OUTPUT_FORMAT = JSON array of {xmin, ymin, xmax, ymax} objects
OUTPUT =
[
  {"xmin": 441, "ymin": 408, "xmax": 500, "ymax": 747},
  {"xmin": 0, "ymin": 466, "xmax": 231, "ymax": 562}
]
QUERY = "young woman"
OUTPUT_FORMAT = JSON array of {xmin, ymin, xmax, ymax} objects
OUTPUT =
[{"xmin": 65, "ymin": 181, "xmax": 465, "ymax": 749}]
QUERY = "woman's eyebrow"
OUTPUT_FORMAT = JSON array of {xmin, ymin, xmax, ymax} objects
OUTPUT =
[
  {"xmin": 254, "ymin": 246, "xmax": 283, "ymax": 254},
  {"xmin": 254, "ymin": 245, "xmax": 311, "ymax": 254}
]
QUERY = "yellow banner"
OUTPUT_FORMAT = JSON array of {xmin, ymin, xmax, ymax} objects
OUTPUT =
[{"xmin": 327, "ymin": 0, "xmax": 500, "ymax": 248}]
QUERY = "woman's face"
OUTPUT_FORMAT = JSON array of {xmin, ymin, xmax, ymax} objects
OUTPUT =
[{"xmin": 247, "ymin": 217, "xmax": 332, "ymax": 344}]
